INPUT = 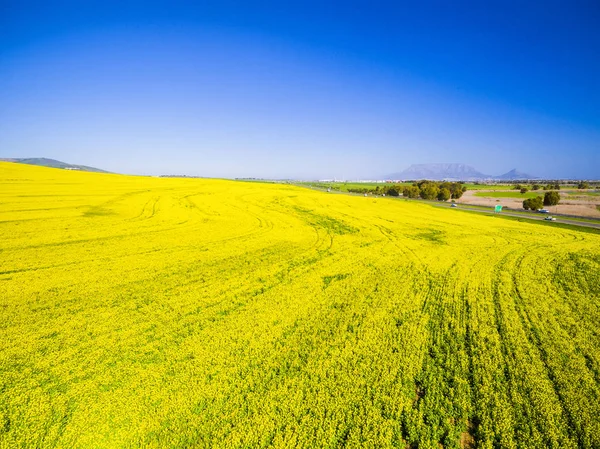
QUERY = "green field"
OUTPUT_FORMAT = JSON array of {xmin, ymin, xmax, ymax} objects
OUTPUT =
[
  {"xmin": 473, "ymin": 191, "xmax": 542, "ymax": 199},
  {"xmin": 566, "ymin": 190, "xmax": 600, "ymax": 197},
  {"xmin": 463, "ymin": 183, "xmax": 517, "ymax": 190},
  {"xmin": 299, "ymin": 181, "xmax": 413, "ymax": 192},
  {"xmin": 2, "ymin": 162, "xmax": 600, "ymax": 448}
]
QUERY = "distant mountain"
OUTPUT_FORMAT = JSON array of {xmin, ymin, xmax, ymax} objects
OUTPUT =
[
  {"xmin": 0, "ymin": 158, "xmax": 109, "ymax": 173},
  {"xmin": 386, "ymin": 163, "xmax": 491, "ymax": 181},
  {"xmin": 495, "ymin": 169, "xmax": 538, "ymax": 180}
]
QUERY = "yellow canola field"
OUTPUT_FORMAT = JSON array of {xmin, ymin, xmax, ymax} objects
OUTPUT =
[{"xmin": 1, "ymin": 161, "xmax": 599, "ymax": 449}]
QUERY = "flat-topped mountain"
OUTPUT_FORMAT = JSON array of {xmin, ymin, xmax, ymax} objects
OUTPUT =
[
  {"xmin": 386, "ymin": 163, "xmax": 539, "ymax": 181},
  {"xmin": 386, "ymin": 163, "xmax": 491, "ymax": 181}
]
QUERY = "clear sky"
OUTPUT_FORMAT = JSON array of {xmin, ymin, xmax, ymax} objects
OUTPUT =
[{"xmin": 1, "ymin": 1, "xmax": 599, "ymax": 179}]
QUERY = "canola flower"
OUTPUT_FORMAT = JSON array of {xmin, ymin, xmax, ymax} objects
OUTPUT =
[{"xmin": 0, "ymin": 162, "xmax": 599, "ymax": 448}]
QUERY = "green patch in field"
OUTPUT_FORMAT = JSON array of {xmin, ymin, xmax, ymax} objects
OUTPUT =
[
  {"xmin": 1, "ymin": 412, "xmax": 10, "ymax": 434},
  {"xmin": 322, "ymin": 273, "xmax": 350, "ymax": 289},
  {"xmin": 292, "ymin": 206, "xmax": 359, "ymax": 235},
  {"xmin": 415, "ymin": 228, "xmax": 446, "ymax": 244},
  {"xmin": 83, "ymin": 206, "xmax": 116, "ymax": 217}
]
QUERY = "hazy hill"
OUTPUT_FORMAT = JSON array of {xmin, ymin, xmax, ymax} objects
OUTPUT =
[
  {"xmin": 0, "ymin": 158, "xmax": 109, "ymax": 173},
  {"xmin": 495, "ymin": 168, "xmax": 538, "ymax": 180},
  {"xmin": 386, "ymin": 163, "xmax": 491, "ymax": 181},
  {"xmin": 385, "ymin": 163, "xmax": 543, "ymax": 181}
]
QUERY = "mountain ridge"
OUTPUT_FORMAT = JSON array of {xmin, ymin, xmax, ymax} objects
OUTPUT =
[
  {"xmin": 386, "ymin": 163, "xmax": 538, "ymax": 180},
  {"xmin": 0, "ymin": 158, "xmax": 110, "ymax": 173},
  {"xmin": 495, "ymin": 168, "xmax": 538, "ymax": 180}
]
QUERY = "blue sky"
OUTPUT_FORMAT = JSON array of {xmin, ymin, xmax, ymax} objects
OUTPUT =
[{"xmin": 1, "ymin": 1, "xmax": 599, "ymax": 179}]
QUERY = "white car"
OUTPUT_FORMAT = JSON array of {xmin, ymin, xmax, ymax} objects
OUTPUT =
[
  {"xmin": 450, "ymin": 203, "xmax": 457, "ymax": 208},
  {"xmin": 544, "ymin": 216, "xmax": 556, "ymax": 221}
]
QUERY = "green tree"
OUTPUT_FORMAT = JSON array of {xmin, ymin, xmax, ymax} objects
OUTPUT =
[
  {"xmin": 520, "ymin": 187, "xmax": 529, "ymax": 194},
  {"xmin": 387, "ymin": 186, "xmax": 401, "ymax": 197},
  {"xmin": 448, "ymin": 183, "xmax": 464, "ymax": 199},
  {"xmin": 532, "ymin": 184, "xmax": 540, "ymax": 190},
  {"xmin": 544, "ymin": 191, "xmax": 560, "ymax": 206},
  {"xmin": 451, "ymin": 189, "xmax": 463, "ymax": 199},
  {"xmin": 545, "ymin": 182, "xmax": 560, "ymax": 190},
  {"xmin": 403, "ymin": 186, "xmax": 420, "ymax": 199},
  {"xmin": 419, "ymin": 183, "xmax": 439, "ymax": 200},
  {"xmin": 437, "ymin": 188, "xmax": 451, "ymax": 201},
  {"xmin": 578, "ymin": 181, "xmax": 589, "ymax": 189},
  {"xmin": 523, "ymin": 196, "xmax": 543, "ymax": 210}
]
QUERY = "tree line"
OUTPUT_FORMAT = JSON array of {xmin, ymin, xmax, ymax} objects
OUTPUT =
[
  {"xmin": 348, "ymin": 181, "xmax": 467, "ymax": 201},
  {"xmin": 515, "ymin": 181, "xmax": 596, "ymax": 191},
  {"xmin": 515, "ymin": 183, "xmax": 562, "ymax": 194}
]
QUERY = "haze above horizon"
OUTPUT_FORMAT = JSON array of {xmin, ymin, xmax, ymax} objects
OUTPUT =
[{"xmin": 1, "ymin": 1, "xmax": 599, "ymax": 179}]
